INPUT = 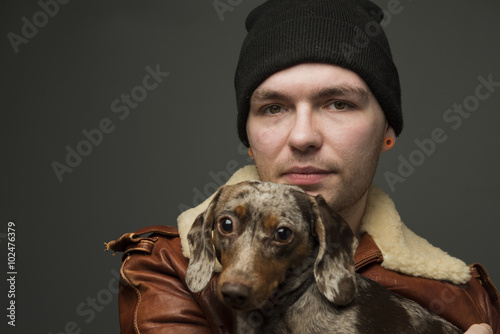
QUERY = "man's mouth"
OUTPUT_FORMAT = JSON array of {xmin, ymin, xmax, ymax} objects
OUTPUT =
[{"xmin": 281, "ymin": 166, "xmax": 332, "ymax": 186}]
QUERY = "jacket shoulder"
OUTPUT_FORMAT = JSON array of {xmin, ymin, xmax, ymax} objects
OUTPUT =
[
  {"xmin": 105, "ymin": 225, "xmax": 180, "ymax": 258},
  {"xmin": 105, "ymin": 225, "xmax": 233, "ymax": 334},
  {"xmin": 356, "ymin": 234, "xmax": 500, "ymax": 332}
]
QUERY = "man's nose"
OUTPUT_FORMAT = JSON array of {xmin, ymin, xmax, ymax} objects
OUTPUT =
[{"xmin": 287, "ymin": 107, "xmax": 322, "ymax": 152}]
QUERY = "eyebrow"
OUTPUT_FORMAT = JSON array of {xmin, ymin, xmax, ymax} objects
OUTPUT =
[
  {"xmin": 251, "ymin": 89, "xmax": 293, "ymax": 103},
  {"xmin": 251, "ymin": 84, "xmax": 372, "ymax": 104},
  {"xmin": 314, "ymin": 85, "xmax": 371, "ymax": 102}
]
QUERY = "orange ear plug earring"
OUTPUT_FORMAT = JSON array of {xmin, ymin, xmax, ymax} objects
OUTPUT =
[
  {"xmin": 248, "ymin": 147, "xmax": 253, "ymax": 159},
  {"xmin": 384, "ymin": 137, "xmax": 395, "ymax": 149}
]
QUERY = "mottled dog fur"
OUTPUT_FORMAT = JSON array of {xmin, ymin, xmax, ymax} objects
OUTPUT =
[{"xmin": 186, "ymin": 181, "xmax": 463, "ymax": 334}]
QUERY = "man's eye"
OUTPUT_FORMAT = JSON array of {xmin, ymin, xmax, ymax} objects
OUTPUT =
[
  {"xmin": 262, "ymin": 105, "xmax": 284, "ymax": 114},
  {"xmin": 328, "ymin": 101, "xmax": 351, "ymax": 110},
  {"xmin": 220, "ymin": 218, "xmax": 233, "ymax": 234}
]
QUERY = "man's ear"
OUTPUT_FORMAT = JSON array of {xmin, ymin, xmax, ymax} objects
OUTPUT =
[{"xmin": 381, "ymin": 125, "xmax": 396, "ymax": 153}]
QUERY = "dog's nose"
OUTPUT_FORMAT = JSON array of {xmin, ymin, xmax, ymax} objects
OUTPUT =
[{"xmin": 220, "ymin": 282, "xmax": 251, "ymax": 308}]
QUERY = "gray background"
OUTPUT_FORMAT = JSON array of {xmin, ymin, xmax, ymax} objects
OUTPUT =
[{"xmin": 1, "ymin": 0, "xmax": 499, "ymax": 332}]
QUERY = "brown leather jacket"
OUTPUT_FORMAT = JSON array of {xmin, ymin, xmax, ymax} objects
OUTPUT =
[{"xmin": 107, "ymin": 225, "xmax": 500, "ymax": 334}]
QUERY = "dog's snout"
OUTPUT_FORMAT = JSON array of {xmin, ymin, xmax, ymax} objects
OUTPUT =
[{"xmin": 220, "ymin": 282, "xmax": 251, "ymax": 308}]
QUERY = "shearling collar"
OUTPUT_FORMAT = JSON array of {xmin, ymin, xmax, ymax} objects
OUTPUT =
[{"xmin": 177, "ymin": 165, "xmax": 471, "ymax": 284}]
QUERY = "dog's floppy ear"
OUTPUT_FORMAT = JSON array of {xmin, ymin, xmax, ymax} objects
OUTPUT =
[
  {"xmin": 312, "ymin": 195, "xmax": 358, "ymax": 306},
  {"xmin": 185, "ymin": 188, "xmax": 224, "ymax": 292}
]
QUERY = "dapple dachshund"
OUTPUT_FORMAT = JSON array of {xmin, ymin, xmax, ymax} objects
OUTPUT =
[{"xmin": 185, "ymin": 181, "xmax": 462, "ymax": 334}]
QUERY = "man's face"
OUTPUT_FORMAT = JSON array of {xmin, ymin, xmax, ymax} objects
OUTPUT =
[{"xmin": 246, "ymin": 63, "xmax": 390, "ymax": 213}]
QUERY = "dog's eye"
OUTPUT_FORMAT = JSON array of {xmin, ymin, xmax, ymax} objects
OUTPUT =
[
  {"xmin": 275, "ymin": 227, "xmax": 292, "ymax": 243},
  {"xmin": 220, "ymin": 218, "xmax": 233, "ymax": 234}
]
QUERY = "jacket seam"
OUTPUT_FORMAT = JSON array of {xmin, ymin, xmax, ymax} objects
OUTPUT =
[
  {"xmin": 474, "ymin": 264, "xmax": 500, "ymax": 312},
  {"xmin": 462, "ymin": 286, "xmax": 488, "ymax": 324},
  {"xmin": 122, "ymin": 240, "xmax": 156, "ymax": 259},
  {"xmin": 120, "ymin": 256, "xmax": 142, "ymax": 334},
  {"xmin": 125, "ymin": 246, "xmax": 153, "ymax": 253},
  {"xmin": 355, "ymin": 251, "xmax": 382, "ymax": 271}
]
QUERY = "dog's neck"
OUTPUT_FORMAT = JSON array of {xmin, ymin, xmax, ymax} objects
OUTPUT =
[{"xmin": 236, "ymin": 256, "xmax": 317, "ymax": 333}]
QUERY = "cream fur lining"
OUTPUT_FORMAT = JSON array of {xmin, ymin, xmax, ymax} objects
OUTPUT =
[
  {"xmin": 177, "ymin": 165, "xmax": 471, "ymax": 284},
  {"xmin": 361, "ymin": 186, "xmax": 471, "ymax": 284}
]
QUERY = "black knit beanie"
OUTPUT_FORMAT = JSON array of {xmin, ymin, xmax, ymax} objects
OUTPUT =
[{"xmin": 235, "ymin": 0, "xmax": 402, "ymax": 147}]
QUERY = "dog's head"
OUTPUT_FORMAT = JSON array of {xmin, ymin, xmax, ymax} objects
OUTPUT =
[{"xmin": 185, "ymin": 181, "xmax": 358, "ymax": 311}]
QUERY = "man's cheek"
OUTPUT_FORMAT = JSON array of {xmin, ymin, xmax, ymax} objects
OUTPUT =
[
  {"xmin": 344, "ymin": 126, "xmax": 381, "ymax": 157},
  {"xmin": 252, "ymin": 126, "xmax": 283, "ymax": 148}
]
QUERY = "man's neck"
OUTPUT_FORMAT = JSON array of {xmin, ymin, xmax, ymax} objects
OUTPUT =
[{"xmin": 338, "ymin": 191, "xmax": 368, "ymax": 239}]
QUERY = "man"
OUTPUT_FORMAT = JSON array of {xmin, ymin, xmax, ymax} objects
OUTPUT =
[{"xmin": 107, "ymin": 0, "xmax": 499, "ymax": 333}]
